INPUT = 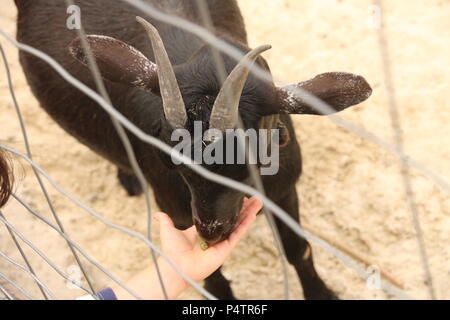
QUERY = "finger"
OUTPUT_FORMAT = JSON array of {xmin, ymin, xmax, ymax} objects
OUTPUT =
[
  {"xmin": 228, "ymin": 200, "xmax": 261, "ymax": 247},
  {"xmin": 237, "ymin": 198, "xmax": 256, "ymax": 222},
  {"xmin": 205, "ymin": 207, "xmax": 259, "ymax": 261},
  {"xmin": 243, "ymin": 197, "xmax": 262, "ymax": 215},
  {"xmin": 241, "ymin": 197, "xmax": 253, "ymax": 212},
  {"xmin": 235, "ymin": 207, "xmax": 258, "ymax": 237},
  {"xmin": 209, "ymin": 209, "xmax": 258, "ymax": 256},
  {"xmin": 154, "ymin": 212, "xmax": 176, "ymax": 229},
  {"xmin": 237, "ymin": 197, "xmax": 260, "ymax": 225},
  {"xmin": 228, "ymin": 214, "xmax": 256, "ymax": 248},
  {"xmin": 198, "ymin": 198, "xmax": 261, "ymax": 262}
]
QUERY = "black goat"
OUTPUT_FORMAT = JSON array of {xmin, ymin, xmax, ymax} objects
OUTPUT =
[{"xmin": 15, "ymin": 0, "xmax": 372, "ymax": 299}]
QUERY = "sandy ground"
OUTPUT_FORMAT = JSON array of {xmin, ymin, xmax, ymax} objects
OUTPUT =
[{"xmin": 1, "ymin": 0, "xmax": 449, "ymax": 300}]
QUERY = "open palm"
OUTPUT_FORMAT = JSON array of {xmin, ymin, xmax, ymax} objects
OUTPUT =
[{"xmin": 154, "ymin": 197, "xmax": 262, "ymax": 283}]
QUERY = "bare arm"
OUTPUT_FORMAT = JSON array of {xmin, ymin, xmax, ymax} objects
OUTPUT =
[{"xmin": 113, "ymin": 197, "xmax": 262, "ymax": 300}]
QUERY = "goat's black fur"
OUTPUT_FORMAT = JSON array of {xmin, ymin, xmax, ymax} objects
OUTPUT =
[{"xmin": 14, "ymin": 0, "xmax": 372, "ymax": 299}]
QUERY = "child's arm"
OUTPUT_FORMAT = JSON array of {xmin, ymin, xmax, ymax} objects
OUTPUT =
[{"xmin": 112, "ymin": 197, "xmax": 262, "ymax": 300}]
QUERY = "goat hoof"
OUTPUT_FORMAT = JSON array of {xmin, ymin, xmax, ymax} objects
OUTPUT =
[{"xmin": 117, "ymin": 169, "xmax": 143, "ymax": 196}]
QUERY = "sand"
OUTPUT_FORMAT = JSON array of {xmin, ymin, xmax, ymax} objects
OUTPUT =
[{"xmin": 1, "ymin": 0, "xmax": 449, "ymax": 300}]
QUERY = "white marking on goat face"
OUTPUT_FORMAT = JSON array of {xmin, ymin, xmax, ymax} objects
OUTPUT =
[
  {"xmin": 196, "ymin": 219, "xmax": 231, "ymax": 233},
  {"xmin": 205, "ymin": 220, "xmax": 224, "ymax": 232}
]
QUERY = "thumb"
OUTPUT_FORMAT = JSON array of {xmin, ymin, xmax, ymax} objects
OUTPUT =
[{"xmin": 154, "ymin": 212, "xmax": 175, "ymax": 229}]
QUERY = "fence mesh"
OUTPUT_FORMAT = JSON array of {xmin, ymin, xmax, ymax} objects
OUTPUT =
[{"xmin": 1, "ymin": 0, "xmax": 449, "ymax": 300}]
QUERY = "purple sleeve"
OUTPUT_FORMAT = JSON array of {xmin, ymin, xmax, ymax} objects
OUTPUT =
[{"xmin": 97, "ymin": 287, "xmax": 118, "ymax": 300}]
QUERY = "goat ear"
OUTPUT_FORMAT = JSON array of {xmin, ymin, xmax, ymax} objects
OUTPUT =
[
  {"xmin": 68, "ymin": 35, "xmax": 159, "ymax": 91},
  {"xmin": 276, "ymin": 72, "xmax": 372, "ymax": 115}
]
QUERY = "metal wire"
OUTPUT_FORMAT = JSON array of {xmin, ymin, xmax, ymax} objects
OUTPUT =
[
  {"xmin": 0, "ymin": 42, "xmax": 97, "ymax": 299},
  {"xmin": 194, "ymin": 0, "xmax": 290, "ymax": 299},
  {"xmin": 0, "ymin": 285, "xmax": 14, "ymax": 300},
  {"xmin": 0, "ymin": 245, "xmax": 57, "ymax": 299},
  {"xmin": 0, "ymin": 209, "xmax": 50, "ymax": 299},
  {"xmin": 0, "ymin": 214, "xmax": 94, "ymax": 296},
  {"xmin": 0, "ymin": 140, "xmax": 412, "ymax": 299},
  {"xmin": 374, "ymin": 0, "xmax": 436, "ymax": 299},
  {"xmin": 0, "ymin": 272, "xmax": 34, "ymax": 300},
  {"xmin": 0, "ymin": 1, "xmax": 440, "ymax": 300},
  {"xmin": 0, "ymin": 26, "xmax": 413, "ymax": 299},
  {"xmin": 0, "ymin": 145, "xmax": 218, "ymax": 300},
  {"xmin": 0, "ymin": 33, "xmax": 150, "ymax": 300},
  {"xmin": 64, "ymin": 0, "xmax": 168, "ymax": 300},
  {"xmin": 8, "ymin": 194, "xmax": 147, "ymax": 300},
  {"xmin": 121, "ymin": 0, "xmax": 450, "ymax": 196}
]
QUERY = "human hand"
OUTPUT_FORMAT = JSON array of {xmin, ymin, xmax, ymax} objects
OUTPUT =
[{"xmin": 154, "ymin": 197, "xmax": 262, "ymax": 285}]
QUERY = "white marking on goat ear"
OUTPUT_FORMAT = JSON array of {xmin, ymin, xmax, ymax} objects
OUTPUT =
[
  {"xmin": 281, "ymin": 86, "xmax": 298, "ymax": 106},
  {"xmin": 302, "ymin": 245, "xmax": 312, "ymax": 260}
]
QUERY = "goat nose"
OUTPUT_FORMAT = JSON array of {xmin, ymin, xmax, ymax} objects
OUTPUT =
[{"xmin": 195, "ymin": 220, "xmax": 232, "ymax": 245}]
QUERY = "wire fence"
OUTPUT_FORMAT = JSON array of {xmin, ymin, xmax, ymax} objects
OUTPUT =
[{"xmin": 0, "ymin": 0, "xmax": 447, "ymax": 300}]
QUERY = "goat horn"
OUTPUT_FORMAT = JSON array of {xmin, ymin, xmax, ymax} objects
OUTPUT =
[
  {"xmin": 136, "ymin": 16, "xmax": 187, "ymax": 129},
  {"xmin": 208, "ymin": 45, "xmax": 272, "ymax": 136}
]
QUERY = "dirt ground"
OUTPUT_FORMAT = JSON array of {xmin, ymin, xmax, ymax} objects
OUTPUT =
[{"xmin": 1, "ymin": 0, "xmax": 449, "ymax": 300}]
